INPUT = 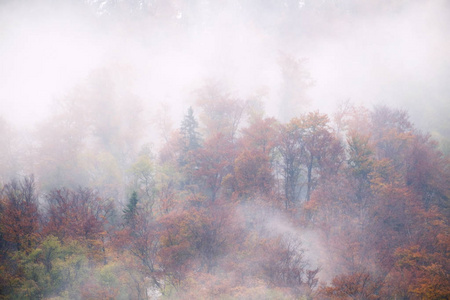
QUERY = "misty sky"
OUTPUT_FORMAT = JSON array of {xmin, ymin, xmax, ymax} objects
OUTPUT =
[{"xmin": 1, "ymin": 0, "xmax": 449, "ymax": 136}]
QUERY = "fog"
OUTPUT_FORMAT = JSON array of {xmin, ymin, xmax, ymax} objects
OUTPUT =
[
  {"xmin": 1, "ymin": 0, "xmax": 449, "ymax": 135},
  {"xmin": 1, "ymin": 1, "xmax": 449, "ymax": 299}
]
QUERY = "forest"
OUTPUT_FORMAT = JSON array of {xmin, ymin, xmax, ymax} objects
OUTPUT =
[
  {"xmin": 1, "ymin": 89, "xmax": 449, "ymax": 299},
  {"xmin": 1, "ymin": 0, "xmax": 449, "ymax": 299}
]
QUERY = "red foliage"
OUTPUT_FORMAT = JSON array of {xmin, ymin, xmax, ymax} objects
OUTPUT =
[
  {"xmin": 192, "ymin": 133, "xmax": 236, "ymax": 202},
  {"xmin": 44, "ymin": 188, "xmax": 112, "ymax": 260},
  {"xmin": 320, "ymin": 271, "xmax": 383, "ymax": 300},
  {"xmin": 0, "ymin": 176, "xmax": 40, "ymax": 252}
]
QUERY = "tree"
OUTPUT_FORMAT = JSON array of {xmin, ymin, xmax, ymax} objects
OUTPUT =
[
  {"xmin": 115, "ymin": 199, "xmax": 163, "ymax": 294},
  {"xmin": 276, "ymin": 119, "xmax": 305, "ymax": 209},
  {"xmin": 179, "ymin": 106, "xmax": 201, "ymax": 166},
  {"xmin": 0, "ymin": 176, "xmax": 40, "ymax": 253},
  {"xmin": 192, "ymin": 133, "xmax": 235, "ymax": 202},
  {"xmin": 0, "ymin": 176, "xmax": 40, "ymax": 298},
  {"xmin": 320, "ymin": 271, "xmax": 383, "ymax": 300},
  {"xmin": 260, "ymin": 235, "xmax": 318, "ymax": 292},
  {"xmin": 390, "ymin": 244, "xmax": 450, "ymax": 299},
  {"xmin": 278, "ymin": 54, "xmax": 313, "ymax": 122},
  {"xmin": 276, "ymin": 112, "xmax": 343, "ymax": 208},
  {"xmin": 229, "ymin": 117, "xmax": 278, "ymax": 200},
  {"xmin": 196, "ymin": 82, "xmax": 247, "ymax": 142},
  {"xmin": 405, "ymin": 133, "xmax": 450, "ymax": 215},
  {"xmin": 369, "ymin": 106, "xmax": 413, "ymax": 172},
  {"xmin": 35, "ymin": 99, "xmax": 89, "ymax": 190},
  {"xmin": 347, "ymin": 132, "xmax": 374, "ymax": 207},
  {"xmin": 232, "ymin": 149, "xmax": 273, "ymax": 198},
  {"xmin": 44, "ymin": 188, "xmax": 113, "ymax": 261},
  {"xmin": 123, "ymin": 191, "xmax": 139, "ymax": 227},
  {"xmin": 240, "ymin": 117, "xmax": 278, "ymax": 155},
  {"xmin": 0, "ymin": 117, "xmax": 20, "ymax": 182},
  {"xmin": 12, "ymin": 236, "xmax": 88, "ymax": 299},
  {"xmin": 129, "ymin": 146, "xmax": 156, "ymax": 215},
  {"xmin": 299, "ymin": 111, "xmax": 343, "ymax": 201}
]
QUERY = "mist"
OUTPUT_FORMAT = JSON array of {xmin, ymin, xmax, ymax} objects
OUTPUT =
[
  {"xmin": 2, "ymin": 0, "xmax": 449, "ymax": 133},
  {"xmin": 1, "ymin": 1, "xmax": 449, "ymax": 299}
]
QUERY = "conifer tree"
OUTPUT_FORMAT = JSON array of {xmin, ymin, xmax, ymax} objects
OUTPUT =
[
  {"xmin": 123, "ymin": 191, "xmax": 138, "ymax": 227},
  {"xmin": 179, "ymin": 106, "xmax": 201, "ymax": 166}
]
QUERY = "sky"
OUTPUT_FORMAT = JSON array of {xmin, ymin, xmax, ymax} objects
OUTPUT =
[{"xmin": 0, "ymin": 0, "xmax": 449, "ymax": 137}]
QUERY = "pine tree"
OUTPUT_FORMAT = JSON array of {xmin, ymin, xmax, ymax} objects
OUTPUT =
[
  {"xmin": 123, "ymin": 191, "xmax": 138, "ymax": 226},
  {"xmin": 179, "ymin": 107, "xmax": 201, "ymax": 166}
]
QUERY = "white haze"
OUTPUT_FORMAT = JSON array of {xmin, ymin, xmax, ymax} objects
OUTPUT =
[
  {"xmin": 237, "ymin": 201, "xmax": 331, "ymax": 281},
  {"xmin": 1, "ymin": 1, "xmax": 448, "ymax": 295},
  {"xmin": 0, "ymin": 0, "xmax": 449, "ymax": 136}
]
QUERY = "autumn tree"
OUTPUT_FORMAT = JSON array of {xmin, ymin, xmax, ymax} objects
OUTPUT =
[
  {"xmin": 278, "ymin": 54, "xmax": 313, "ymax": 122},
  {"xmin": 276, "ymin": 112, "xmax": 343, "ymax": 207},
  {"xmin": 405, "ymin": 133, "xmax": 450, "ymax": 215},
  {"xmin": 299, "ymin": 112, "xmax": 343, "ymax": 201},
  {"xmin": 384, "ymin": 240, "xmax": 450, "ymax": 299},
  {"xmin": 276, "ymin": 119, "xmax": 305, "ymax": 209},
  {"xmin": 369, "ymin": 106, "xmax": 413, "ymax": 173},
  {"xmin": 230, "ymin": 117, "xmax": 278, "ymax": 200},
  {"xmin": 115, "ymin": 197, "xmax": 163, "ymax": 294},
  {"xmin": 129, "ymin": 146, "xmax": 156, "ymax": 214},
  {"xmin": 0, "ymin": 176, "xmax": 40, "ymax": 253},
  {"xmin": 196, "ymin": 82, "xmax": 247, "ymax": 141},
  {"xmin": 232, "ymin": 149, "xmax": 273, "ymax": 199},
  {"xmin": 260, "ymin": 235, "xmax": 319, "ymax": 293},
  {"xmin": 240, "ymin": 117, "xmax": 278, "ymax": 155},
  {"xmin": 44, "ymin": 187, "xmax": 113, "ymax": 261},
  {"xmin": 0, "ymin": 176, "xmax": 40, "ymax": 298},
  {"xmin": 12, "ymin": 236, "xmax": 88, "ymax": 299},
  {"xmin": 192, "ymin": 133, "xmax": 235, "ymax": 202},
  {"xmin": 320, "ymin": 271, "xmax": 383, "ymax": 300},
  {"xmin": 347, "ymin": 132, "xmax": 375, "ymax": 221}
]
